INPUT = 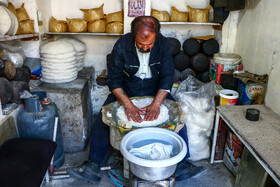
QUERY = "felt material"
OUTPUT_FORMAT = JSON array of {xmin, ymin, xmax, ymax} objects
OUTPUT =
[
  {"xmin": 89, "ymin": 93, "xmax": 190, "ymax": 163},
  {"xmin": 173, "ymin": 51, "xmax": 190, "ymax": 71},
  {"xmin": 183, "ymin": 38, "xmax": 200, "ymax": 56},
  {"xmin": 167, "ymin": 37, "xmax": 181, "ymax": 55},
  {"xmin": 0, "ymin": 138, "xmax": 56, "ymax": 187}
]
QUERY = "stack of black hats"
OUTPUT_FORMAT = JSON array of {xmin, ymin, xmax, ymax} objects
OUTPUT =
[{"xmin": 168, "ymin": 37, "xmax": 219, "ymax": 83}]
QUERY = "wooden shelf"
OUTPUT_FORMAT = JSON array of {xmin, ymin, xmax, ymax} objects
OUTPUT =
[
  {"xmin": 45, "ymin": 32, "xmax": 122, "ymax": 36},
  {"xmin": 160, "ymin": 22, "xmax": 221, "ymax": 26},
  {"xmin": 0, "ymin": 33, "xmax": 40, "ymax": 41}
]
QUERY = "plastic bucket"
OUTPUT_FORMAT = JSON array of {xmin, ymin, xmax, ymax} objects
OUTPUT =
[
  {"xmin": 210, "ymin": 53, "xmax": 243, "ymax": 84},
  {"xmin": 214, "ymin": 53, "xmax": 241, "ymax": 65},
  {"xmin": 219, "ymin": 89, "xmax": 239, "ymax": 106}
]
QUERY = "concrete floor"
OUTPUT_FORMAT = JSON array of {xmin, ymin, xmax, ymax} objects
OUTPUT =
[{"xmin": 43, "ymin": 151, "xmax": 235, "ymax": 187}]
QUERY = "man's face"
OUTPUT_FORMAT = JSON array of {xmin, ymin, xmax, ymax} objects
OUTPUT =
[{"xmin": 135, "ymin": 31, "xmax": 156, "ymax": 53}]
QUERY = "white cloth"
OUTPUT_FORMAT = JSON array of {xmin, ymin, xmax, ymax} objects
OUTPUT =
[{"xmin": 129, "ymin": 142, "xmax": 173, "ymax": 160}]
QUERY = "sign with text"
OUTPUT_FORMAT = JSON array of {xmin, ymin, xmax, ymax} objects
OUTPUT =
[{"xmin": 128, "ymin": 0, "xmax": 146, "ymax": 17}]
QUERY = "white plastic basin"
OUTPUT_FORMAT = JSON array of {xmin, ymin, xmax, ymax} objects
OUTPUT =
[{"xmin": 120, "ymin": 127, "xmax": 187, "ymax": 181}]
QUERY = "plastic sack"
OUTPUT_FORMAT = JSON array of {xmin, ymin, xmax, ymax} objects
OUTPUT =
[
  {"xmin": 7, "ymin": 3, "xmax": 17, "ymax": 16},
  {"xmin": 171, "ymin": 6, "xmax": 188, "ymax": 22},
  {"xmin": 106, "ymin": 10, "xmax": 123, "ymax": 24},
  {"xmin": 80, "ymin": 4, "xmax": 104, "ymax": 22},
  {"xmin": 49, "ymin": 17, "xmax": 67, "ymax": 33},
  {"xmin": 175, "ymin": 75, "xmax": 216, "ymax": 161},
  {"xmin": 0, "ymin": 40, "xmax": 25, "ymax": 59},
  {"xmin": 187, "ymin": 5, "xmax": 211, "ymax": 23},
  {"xmin": 19, "ymin": 20, "xmax": 34, "ymax": 34},
  {"xmin": 88, "ymin": 19, "xmax": 106, "ymax": 33},
  {"xmin": 2, "ymin": 50, "xmax": 24, "ymax": 68},
  {"xmin": 66, "ymin": 18, "xmax": 87, "ymax": 33},
  {"xmin": 151, "ymin": 8, "xmax": 170, "ymax": 22},
  {"xmin": 16, "ymin": 3, "xmax": 30, "ymax": 22},
  {"xmin": 106, "ymin": 21, "xmax": 123, "ymax": 34}
]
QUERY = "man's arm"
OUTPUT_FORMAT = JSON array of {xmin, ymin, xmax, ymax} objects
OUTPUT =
[
  {"xmin": 140, "ymin": 89, "xmax": 168, "ymax": 121},
  {"xmin": 112, "ymin": 88, "xmax": 145, "ymax": 123}
]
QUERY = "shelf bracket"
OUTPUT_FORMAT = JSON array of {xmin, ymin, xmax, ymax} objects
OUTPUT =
[{"xmin": 41, "ymin": 33, "xmax": 54, "ymax": 41}]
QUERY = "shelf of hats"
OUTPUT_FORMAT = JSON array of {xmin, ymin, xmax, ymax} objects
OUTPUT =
[
  {"xmin": 44, "ymin": 1, "xmax": 220, "ymax": 36},
  {"xmin": 0, "ymin": 2, "xmax": 40, "ymax": 41}
]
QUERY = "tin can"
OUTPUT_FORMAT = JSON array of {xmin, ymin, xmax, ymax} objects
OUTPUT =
[{"xmin": 237, "ymin": 80, "xmax": 266, "ymax": 105}]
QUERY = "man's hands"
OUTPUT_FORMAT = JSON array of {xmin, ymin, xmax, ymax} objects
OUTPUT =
[
  {"xmin": 139, "ymin": 89, "xmax": 168, "ymax": 122},
  {"xmin": 124, "ymin": 103, "xmax": 145, "ymax": 123},
  {"xmin": 112, "ymin": 88, "xmax": 168, "ymax": 123},
  {"xmin": 125, "ymin": 102, "xmax": 160, "ymax": 122},
  {"xmin": 140, "ymin": 103, "xmax": 160, "ymax": 121}
]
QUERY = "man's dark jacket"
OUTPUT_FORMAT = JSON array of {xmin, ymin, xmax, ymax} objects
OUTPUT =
[{"xmin": 107, "ymin": 33, "xmax": 174, "ymax": 97}]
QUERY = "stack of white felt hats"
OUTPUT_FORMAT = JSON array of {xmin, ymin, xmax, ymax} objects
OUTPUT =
[
  {"xmin": 0, "ymin": 4, "xmax": 18, "ymax": 36},
  {"xmin": 40, "ymin": 41, "xmax": 78, "ymax": 83},
  {"xmin": 57, "ymin": 37, "xmax": 86, "ymax": 71}
]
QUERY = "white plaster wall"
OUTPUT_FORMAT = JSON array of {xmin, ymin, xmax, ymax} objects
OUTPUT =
[
  {"xmin": 123, "ymin": 0, "xmax": 151, "ymax": 33},
  {"xmin": 49, "ymin": 0, "xmax": 122, "ymax": 20},
  {"xmin": 151, "ymin": 0, "xmax": 214, "ymax": 23},
  {"xmin": 226, "ymin": 0, "xmax": 280, "ymax": 114},
  {"xmin": 16, "ymin": 0, "xmax": 217, "ymax": 72},
  {"xmin": 35, "ymin": 0, "xmax": 52, "ymax": 34},
  {"xmin": 45, "ymin": 0, "xmax": 123, "ymax": 72},
  {"xmin": 46, "ymin": 0, "xmax": 215, "ymax": 71},
  {"xmin": 151, "ymin": 0, "xmax": 209, "ymax": 13},
  {"xmin": 153, "ymin": 0, "xmax": 215, "ymax": 46},
  {"xmin": 124, "ymin": 0, "xmax": 216, "ymax": 47}
]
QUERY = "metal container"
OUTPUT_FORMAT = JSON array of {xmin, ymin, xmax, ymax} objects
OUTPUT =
[
  {"xmin": 17, "ymin": 96, "xmax": 65, "ymax": 168},
  {"xmin": 130, "ymin": 171, "xmax": 175, "ymax": 187},
  {"xmin": 130, "ymin": 163, "xmax": 176, "ymax": 181},
  {"xmin": 120, "ymin": 128, "xmax": 187, "ymax": 181}
]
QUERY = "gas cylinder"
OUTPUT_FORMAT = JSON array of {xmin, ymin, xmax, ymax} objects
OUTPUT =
[{"xmin": 17, "ymin": 95, "xmax": 65, "ymax": 168}]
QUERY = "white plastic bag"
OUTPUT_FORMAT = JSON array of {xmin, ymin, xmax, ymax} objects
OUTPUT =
[
  {"xmin": 175, "ymin": 76, "xmax": 216, "ymax": 161},
  {"xmin": 3, "ymin": 50, "xmax": 24, "ymax": 68},
  {"xmin": 0, "ymin": 40, "xmax": 26, "ymax": 60}
]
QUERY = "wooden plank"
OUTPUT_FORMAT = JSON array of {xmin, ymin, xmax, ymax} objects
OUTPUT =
[
  {"xmin": 0, "ymin": 33, "xmax": 39, "ymax": 41},
  {"xmin": 44, "ymin": 32, "xmax": 122, "ymax": 36}
]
